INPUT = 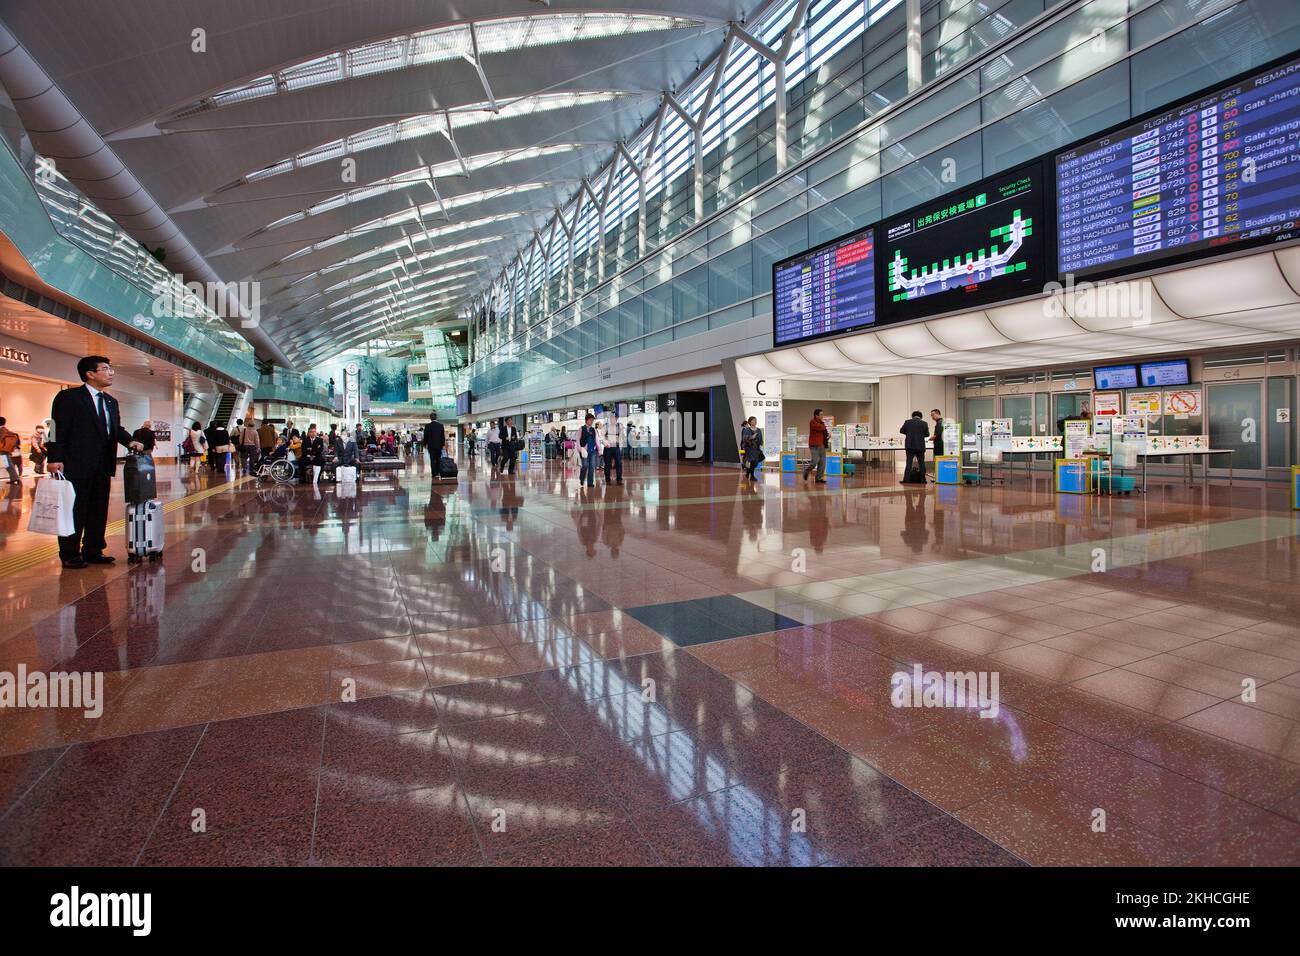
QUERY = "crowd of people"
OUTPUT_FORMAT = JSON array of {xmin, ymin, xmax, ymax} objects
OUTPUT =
[{"xmin": 173, "ymin": 415, "xmax": 433, "ymax": 485}]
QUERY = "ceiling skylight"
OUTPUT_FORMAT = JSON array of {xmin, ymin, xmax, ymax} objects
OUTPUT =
[
  {"xmin": 179, "ymin": 14, "xmax": 699, "ymax": 118},
  {"xmin": 260, "ymin": 181, "xmax": 555, "ymax": 235},
  {"xmin": 235, "ymin": 92, "xmax": 635, "ymax": 187},
  {"xmin": 258, "ymin": 144, "xmax": 586, "ymax": 232}
]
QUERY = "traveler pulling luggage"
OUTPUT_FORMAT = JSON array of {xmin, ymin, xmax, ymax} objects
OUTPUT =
[{"xmin": 123, "ymin": 452, "xmax": 164, "ymax": 563}]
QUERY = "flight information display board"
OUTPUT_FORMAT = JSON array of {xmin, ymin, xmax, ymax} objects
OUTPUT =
[
  {"xmin": 1056, "ymin": 53, "xmax": 1300, "ymax": 279},
  {"xmin": 878, "ymin": 162, "xmax": 1046, "ymax": 322},
  {"xmin": 773, "ymin": 227, "xmax": 876, "ymax": 346}
]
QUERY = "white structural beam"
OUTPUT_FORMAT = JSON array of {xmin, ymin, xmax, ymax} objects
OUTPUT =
[
  {"xmin": 463, "ymin": 22, "xmax": 500, "ymax": 114},
  {"xmin": 730, "ymin": 0, "xmax": 810, "ymax": 173}
]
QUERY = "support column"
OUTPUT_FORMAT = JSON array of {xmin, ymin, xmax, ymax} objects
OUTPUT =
[{"xmin": 877, "ymin": 374, "xmax": 957, "ymax": 470}]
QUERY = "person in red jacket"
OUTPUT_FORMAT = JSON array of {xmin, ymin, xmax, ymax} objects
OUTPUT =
[{"xmin": 803, "ymin": 408, "xmax": 829, "ymax": 484}]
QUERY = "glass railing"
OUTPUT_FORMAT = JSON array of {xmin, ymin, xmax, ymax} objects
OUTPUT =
[
  {"xmin": 0, "ymin": 137, "xmax": 259, "ymax": 385},
  {"xmin": 253, "ymin": 369, "xmax": 333, "ymax": 407}
]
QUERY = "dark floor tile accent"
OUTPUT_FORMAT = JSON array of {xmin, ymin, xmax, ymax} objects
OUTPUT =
[{"xmin": 625, "ymin": 595, "xmax": 804, "ymax": 647}]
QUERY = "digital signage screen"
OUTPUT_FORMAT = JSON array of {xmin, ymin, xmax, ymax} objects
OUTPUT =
[
  {"xmin": 1139, "ymin": 359, "xmax": 1190, "ymax": 387},
  {"xmin": 877, "ymin": 161, "xmax": 1046, "ymax": 322},
  {"xmin": 773, "ymin": 226, "xmax": 876, "ymax": 347},
  {"xmin": 455, "ymin": 390, "xmax": 472, "ymax": 416},
  {"xmin": 1055, "ymin": 52, "xmax": 1300, "ymax": 280},
  {"xmin": 1093, "ymin": 364, "xmax": 1138, "ymax": 390}
]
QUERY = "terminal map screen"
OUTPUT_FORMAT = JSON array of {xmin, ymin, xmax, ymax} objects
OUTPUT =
[
  {"xmin": 1140, "ymin": 359, "xmax": 1190, "ymax": 386},
  {"xmin": 1056, "ymin": 53, "xmax": 1300, "ymax": 278},
  {"xmin": 878, "ymin": 162, "xmax": 1046, "ymax": 322},
  {"xmin": 1094, "ymin": 364, "xmax": 1138, "ymax": 389},
  {"xmin": 773, "ymin": 227, "xmax": 876, "ymax": 346}
]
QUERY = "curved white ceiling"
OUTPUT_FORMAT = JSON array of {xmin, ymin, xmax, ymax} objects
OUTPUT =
[
  {"xmin": 0, "ymin": 1, "xmax": 747, "ymax": 367},
  {"xmin": 750, "ymin": 249, "xmax": 1300, "ymax": 382}
]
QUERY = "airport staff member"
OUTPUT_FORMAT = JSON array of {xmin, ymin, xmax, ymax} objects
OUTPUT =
[
  {"xmin": 899, "ymin": 411, "xmax": 930, "ymax": 485},
  {"xmin": 46, "ymin": 355, "xmax": 144, "ymax": 568}
]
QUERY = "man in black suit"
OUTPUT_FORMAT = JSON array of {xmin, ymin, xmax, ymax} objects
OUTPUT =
[
  {"xmin": 46, "ymin": 355, "xmax": 143, "ymax": 568},
  {"xmin": 423, "ymin": 411, "xmax": 446, "ymax": 473},
  {"xmin": 499, "ymin": 419, "xmax": 520, "ymax": 476},
  {"xmin": 899, "ymin": 410, "xmax": 930, "ymax": 485}
]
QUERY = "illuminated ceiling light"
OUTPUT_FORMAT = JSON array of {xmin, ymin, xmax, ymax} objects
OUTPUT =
[{"xmin": 181, "ymin": 15, "xmax": 700, "ymax": 118}]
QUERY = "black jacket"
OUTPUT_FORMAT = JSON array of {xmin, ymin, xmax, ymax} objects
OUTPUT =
[
  {"xmin": 47, "ymin": 385, "xmax": 135, "ymax": 481},
  {"xmin": 900, "ymin": 417, "xmax": 930, "ymax": 451},
  {"xmin": 932, "ymin": 418, "xmax": 945, "ymax": 456},
  {"xmin": 301, "ymin": 435, "xmax": 325, "ymax": 465},
  {"xmin": 423, "ymin": 420, "xmax": 446, "ymax": 456}
]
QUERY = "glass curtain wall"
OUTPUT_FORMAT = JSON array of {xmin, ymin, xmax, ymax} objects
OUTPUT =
[{"xmin": 471, "ymin": 0, "xmax": 1300, "ymax": 404}]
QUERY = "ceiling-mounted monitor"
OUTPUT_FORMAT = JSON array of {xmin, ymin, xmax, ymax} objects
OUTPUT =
[
  {"xmin": 1139, "ymin": 358, "xmax": 1190, "ymax": 387},
  {"xmin": 773, "ymin": 225, "xmax": 877, "ymax": 347},
  {"xmin": 1093, "ymin": 364, "xmax": 1138, "ymax": 390},
  {"xmin": 1055, "ymin": 52, "xmax": 1300, "ymax": 281},
  {"xmin": 877, "ymin": 160, "xmax": 1047, "ymax": 323},
  {"xmin": 455, "ymin": 390, "xmax": 472, "ymax": 416}
]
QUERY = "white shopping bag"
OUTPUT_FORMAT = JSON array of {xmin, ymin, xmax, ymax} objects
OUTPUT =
[
  {"xmin": 28, "ymin": 473, "xmax": 75, "ymax": 536},
  {"xmin": 337, "ymin": 465, "xmax": 357, "ymax": 483}
]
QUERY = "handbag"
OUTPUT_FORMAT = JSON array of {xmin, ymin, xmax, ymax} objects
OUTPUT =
[{"xmin": 28, "ymin": 473, "xmax": 76, "ymax": 536}]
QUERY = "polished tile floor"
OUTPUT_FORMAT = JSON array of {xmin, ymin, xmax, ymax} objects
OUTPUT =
[{"xmin": 0, "ymin": 453, "xmax": 1297, "ymax": 866}]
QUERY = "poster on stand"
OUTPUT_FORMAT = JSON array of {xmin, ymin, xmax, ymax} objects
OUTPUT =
[
  {"xmin": 830, "ymin": 425, "xmax": 845, "ymax": 454},
  {"xmin": 1127, "ymin": 391, "xmax": 1161, "ymax": 418},
  {"xmin": 942, "ymin": 421, "xmax": 961, "ymax": 453},
  {"xmin": 1064, "ymin": 419, "xmax": 1091, "ymax": 458},
  {"xmin": 786, "ymin": 426, "xmax": 798, "ymax": 451},
  {"xmin": 1093, "ymin": 392, "xmax": 1121, "ymax": 417},
  {"xmin": 764, "ymin": 411, "xmax": 782, "ymax": 457}
]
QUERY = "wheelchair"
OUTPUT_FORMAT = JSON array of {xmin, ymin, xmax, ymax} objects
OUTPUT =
[{"xmin": 253, "ymin": 454, "xmax": 296, "ymax": 484}]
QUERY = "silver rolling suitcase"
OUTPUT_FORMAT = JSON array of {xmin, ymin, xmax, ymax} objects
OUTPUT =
[{"xmin": 126, "ymin": 499, "xmax": 164, "ymax": 563}]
